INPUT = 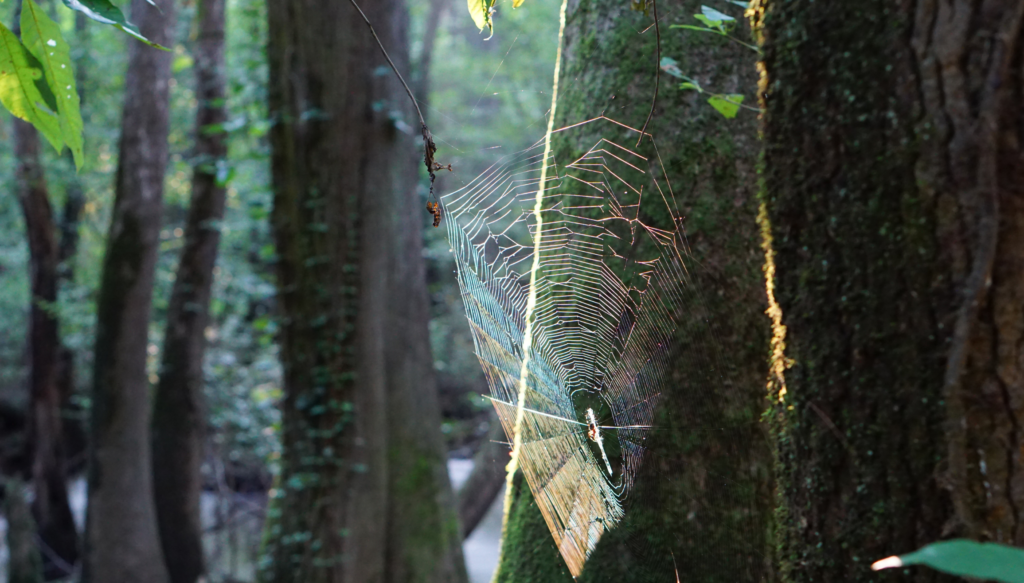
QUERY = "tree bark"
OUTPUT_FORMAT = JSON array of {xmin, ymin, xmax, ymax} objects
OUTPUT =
[
  {"xmin": 492, "ymin": 0, "xmax": 772, "ymax": 581},
  {"xmin": 6, "ymin": 480, "xmax": 43, "ymax": 583},
  {"xmin": 151, "ymin": 0, "xmax": 228, "ymax": 582},
  {"xmin": 83, "ymin": 0, "xmax": 177, "ymax": 581},
  {"xmin": 412, "ymin": 0, "xmax": 448, "ymax": 106},
  {"xmin": 259, "ymin": 1, "xmax": 466, "ymax": 582},
  {"xmin": 14, "ymin": 116, "xmax": 79, "ymax": 580},
  {"xmin": 757, "ymin": 0, "xmax": 1024, "ymax": 579}
]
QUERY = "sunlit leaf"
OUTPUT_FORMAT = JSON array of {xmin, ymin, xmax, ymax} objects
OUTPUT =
[
  {"xmin": 707, "ymin": 93, "xmax": 743, "ymax": 118},
  {"xmin": 512, "ymin": 0, "xmax": 525, "ymax": 7},
  {"xmin": 21, "ymin": 0, "xmax": 83, "ymax": 168},
  {"xmin": 872, "ymin": 540, "xmax": 1024, "ymax": 583},
  {"xmin": 61, "ymin": 0, "xmax": 170, "ymax": 50},
  {"xmin": 171, "ymin": 53, "xmax": 193, "ymax": 72},
  {"xmin": 701, "ymin": 5, "xmax": 735, "ymax": 22},
  {"xmin": 467, "ymin": 0, "xmax": 493, "ymax": 33},
  {"xmin": 0, "ymin": 20, "xmax": 63, "ymax": 151}
]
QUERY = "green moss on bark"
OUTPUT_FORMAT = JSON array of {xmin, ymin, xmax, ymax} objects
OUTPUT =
[
  {"xmin": 758, "ymin": 0, "xmax": 954, "ymax": 580},
  {"xmin": 493, "ymin": 0, "xmax": 772, "ymax": 580}
]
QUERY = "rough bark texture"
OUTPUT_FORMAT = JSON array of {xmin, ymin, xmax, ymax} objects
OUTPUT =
[
  {"xmin": 14, "ymin": 116, "xmax": 79, "ymax": 580},
  {"xmin": 151, "ymin": 0, "xmax": 228, "ymax": 581},
  {"xmin": 83, "ymin": 0, "xmax": 176, "ymax": 581},
  {"xmin": 493, "ymin": 0, "xmax": 772, "ymax": 581},
  {"xmin": 259, "ymin": 1, "xmax": 466, "ymax": 582},
  {"xmin": 758, "ymin": 0, "xmax": 1024, "ymax": 579}
]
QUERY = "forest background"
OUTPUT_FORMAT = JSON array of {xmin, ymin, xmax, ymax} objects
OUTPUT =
[{"xmin": 0, "ymin": 0, "xmax": 1022, "ymax": 582}]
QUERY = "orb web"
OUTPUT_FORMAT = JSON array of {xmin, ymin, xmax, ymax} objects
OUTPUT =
[{"xmin": 440, "ymin": 116, "xmax": 694, "ymax": 577}]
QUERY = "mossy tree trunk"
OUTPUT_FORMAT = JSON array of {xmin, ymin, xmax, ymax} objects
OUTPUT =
[
  {"xmin": 151, "ymin": 0, "xmax": 228, "ymax": 581},
  {"xmin": 84, "ymin": 0, "xmax": 176, "ymax": 581},
  {"xmin": 758, "ymin": 0, "xmax": 1024, "ymax": 579},
  {"xmin": 493, "ymin": 0, "xmax": 772, "ymax": 581},
  {"xmin": 260, "ymin": 1, "xmax": 467, "ymax": 582}
]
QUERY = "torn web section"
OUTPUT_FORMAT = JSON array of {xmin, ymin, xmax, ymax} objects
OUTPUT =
[{"xmin": 441, "ymin": 118, "xmax": 690, "ymax": 577}]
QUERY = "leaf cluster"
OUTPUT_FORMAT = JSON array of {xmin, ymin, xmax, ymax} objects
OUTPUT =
[{"xmin": 0, "ymin": 0, "xmax": 168, "ymax": 170}]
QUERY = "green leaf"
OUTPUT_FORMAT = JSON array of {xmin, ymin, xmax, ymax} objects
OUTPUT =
[
  {"xmin": 671, "ymin": 23, "xmax": 719, "ymax": 33},
  {"xmin": 692, "ymin": 14, "xmax": 720, "ymax": 29},
  {"xmin": 171, "ymin": 53, "xmax": 193, "ymax": 72},
  {"xmin": 701, "ymin": 5, "xmax": 735, "ymax": 22},
  {"xmin": 0, "ymin": 21, "xmax": 63, "ymax": 150},
  {"xmin": 872, "ymin": 540, "xmax": 1024, "ymax": 583},
  {"xmin": 467, "ymin": 0, "xmax": 493, "ymax": 33},
  {"xmin": 21, "ymin": 0, "xmax": 83, "ymax": 168},
  {"xmin": 61, "ymin": 0, "xmax": 170, "ymax": 50},
  {"xmin": 707, "ymin": 94, "xmax": 743, "ymax": 118},
  {"xmin": 679, "ymin": 81, "xmax": 701, "ymax": 91},
  {"xmin": 659, "ymin": 56, "xmax": 683, "ymax": 78}
]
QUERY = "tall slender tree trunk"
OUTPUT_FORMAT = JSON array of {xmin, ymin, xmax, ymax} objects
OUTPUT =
[
  {"xmin": 14, "ymin": 116, "xmax": 79, "ymax": 580},
  {"xmin": 13, "ymin": 0, "xmax": 80, "ymax": 568},
  {"xmin": 259, "ymin": 1, "xmax": 466, "ymax": 582},
  {"xmin": 151, "ymin": 0, "xmax": 227, "ymax": 582},
  {"xmin": 83, "ymin": 0, "xmax": 176, "ymax": 580},
  {"xmin": 492, "ymin": 1, "xmax": 772, "ymax": 581},
  {"xmin": 757, "ymin": 0, "xmax": 1024, "ymax": 579}
]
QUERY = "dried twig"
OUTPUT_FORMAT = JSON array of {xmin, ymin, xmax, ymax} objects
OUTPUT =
[{"xmin": 347, "ymin": 0, "xmax": 440, "ymax": 193}]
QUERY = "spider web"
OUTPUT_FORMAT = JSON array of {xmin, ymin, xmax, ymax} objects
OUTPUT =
[{"xmin": 440, "ymin": 116, "xmax": 694, "ymax": 577}]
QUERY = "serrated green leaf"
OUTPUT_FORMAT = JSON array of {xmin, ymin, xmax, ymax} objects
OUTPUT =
[
  {"xmin": 707, "ymin": 94, "xmax": 743, "ymax": 118},
  {"xmin": 873, "ymin": 540, "xmax": 1024, "ymax": 583},
  {"xmin": 0, "ymin": 20, "xmax": 63, "ymax": 151},
  {"xmin": 22, "ymin": 0, "xmax": 83, "ymax": 168},
  {"xmin": 61, "ymin": 0, "xmax": 170, "ymax": 50}
]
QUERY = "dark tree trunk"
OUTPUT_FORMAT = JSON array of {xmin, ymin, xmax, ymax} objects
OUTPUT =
[
  {"xmin": 6, "ymin": 480, "xmax": 43, "ymax": 583},
  {"xmin": 14, "ymin": 117, "xmax": 79, "ymax": 580},
  {"xmin": 83, "ymin": 0, "xmax": 176, "ymax": 580},
  {"xmin": 151, "ymin": 0, "xmax": 227, "ymax": 582},
  {"xmin": 412, "ymin": 0, "xmax": 448, "ymax": 106},
  {"xmin": 259, "ymin": 1, "xmax": 466, "ymax": 582},
  {"xmin": 492, "ymin": 0, "xmax": 772, "ymax": 581},
  {"xmin": 757, "ymin": 0, "xmax": 1024, "ymax": 579}
]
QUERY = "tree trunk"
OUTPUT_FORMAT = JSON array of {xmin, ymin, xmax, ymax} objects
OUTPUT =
[
  {"xmin": 83, "ymin": 0, "xmax": 176, "ymax": 581},
  {"xmin": 151, "ymin": 0, "xmax": 228, "ymax": 581},
  {"xmin": 757, "ymin": 0, "xmax": 1024, "ymax": 579},
  {"xmin": 14, "ymin": 116, "xmax": 79, "ymax": 580},
  {"xmin": 259, "ymin": 1, "xmax": 466, "ymax": 582},
  {"xmin": 412, "ymin": 0, "xmax": 448, "ymax": 106},
  {"xmin": 6, "ymin": 480, "xmax": 43, "ymax": 583},
  {"xmin": 492, "ymin": 0, "xmax": 772, "ymax": 581}
]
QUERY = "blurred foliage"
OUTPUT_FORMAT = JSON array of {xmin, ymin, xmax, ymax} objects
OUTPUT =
[{"xmin": 0, "ymin": 0, "xmax": 564, "ymax": 472}]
